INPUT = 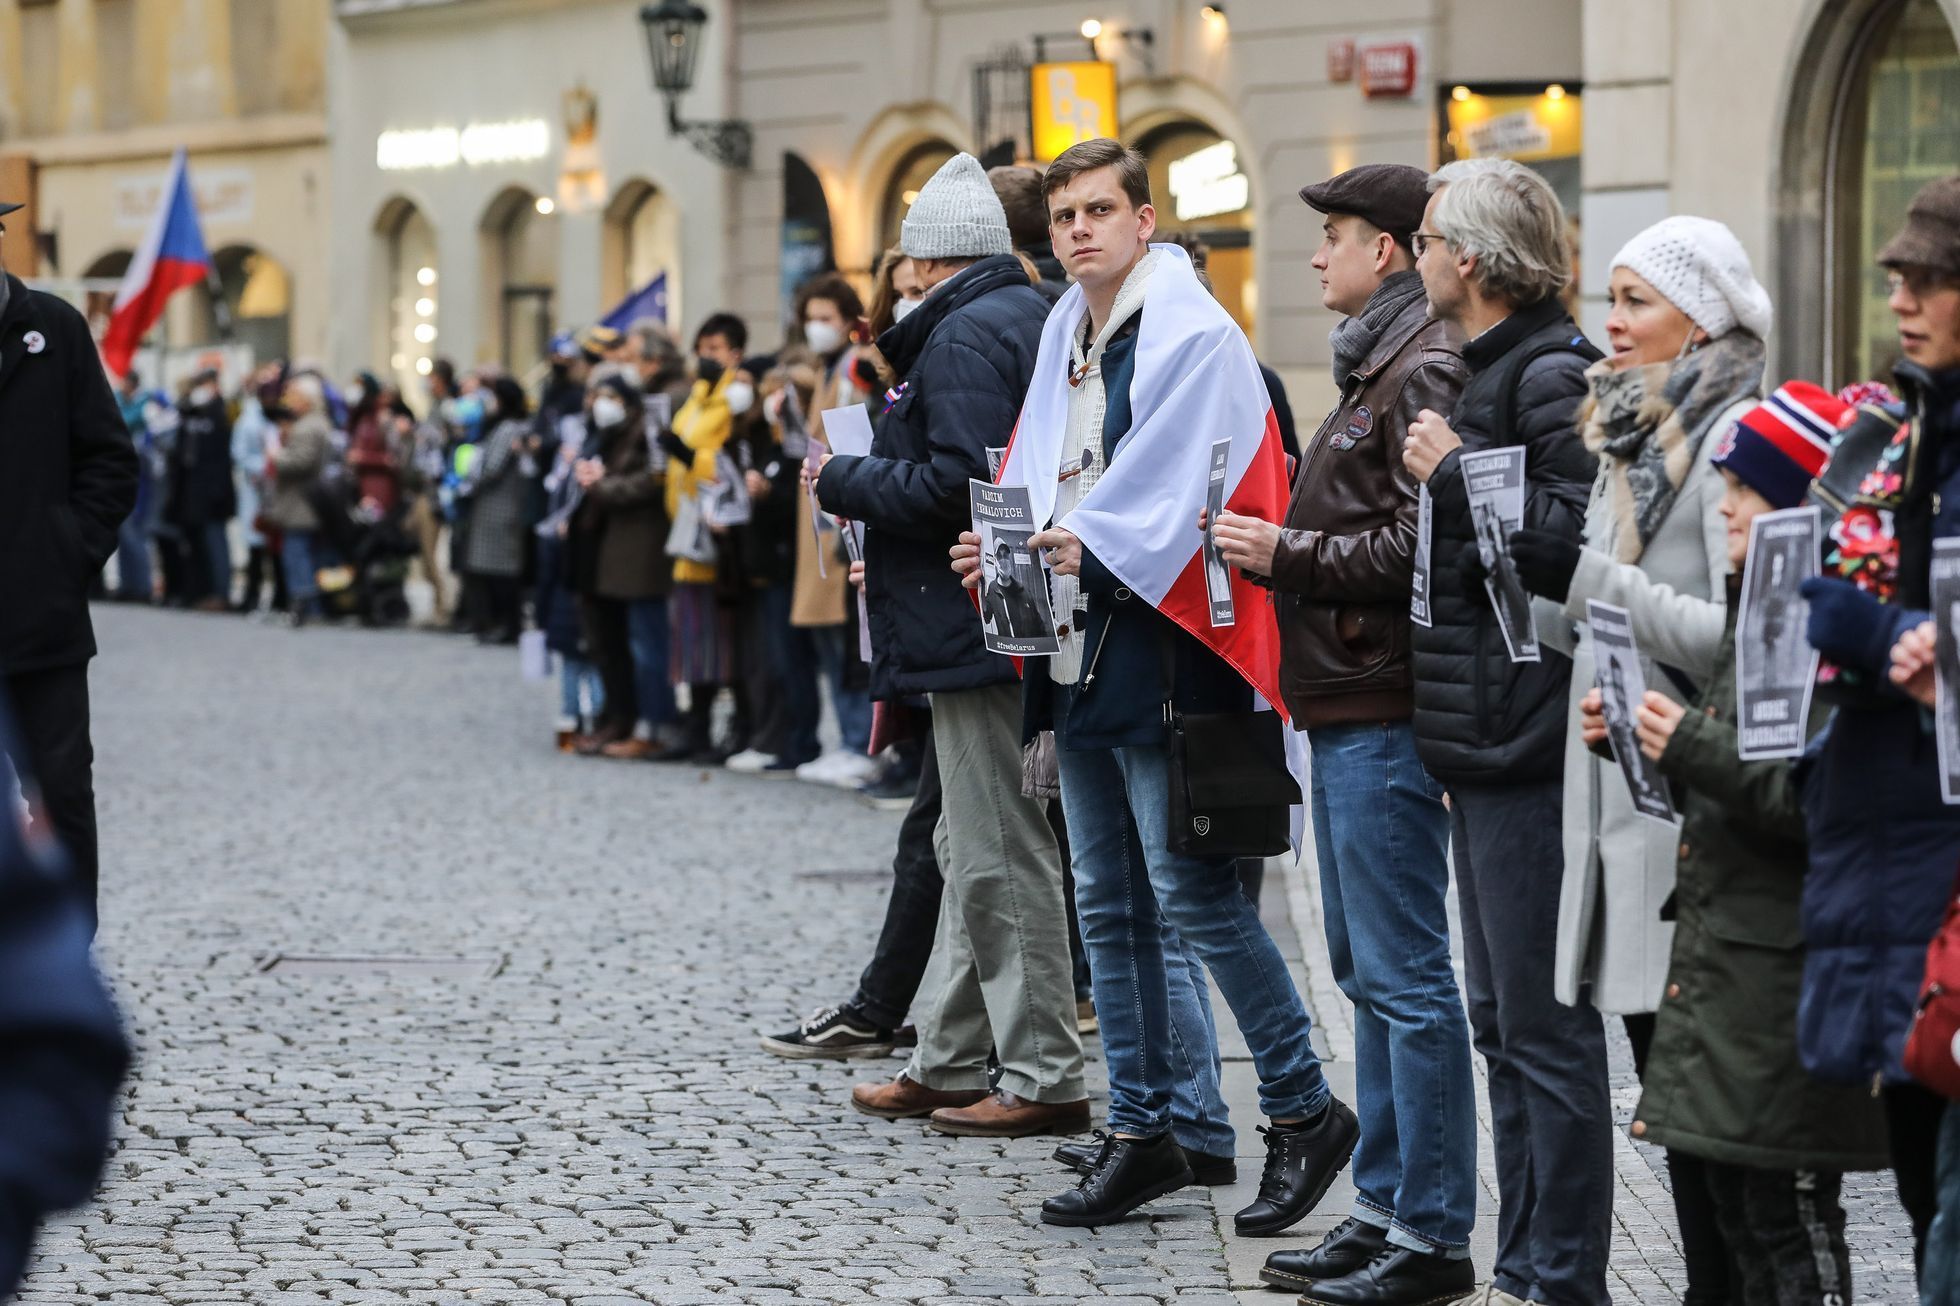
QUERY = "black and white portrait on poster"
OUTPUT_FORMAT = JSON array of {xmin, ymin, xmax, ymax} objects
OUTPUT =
[
  {"xmin": 1736, "ymin": 505, "xmax": 1821, "ymax": 759},
  {"xmin": 1587, "ymin": 599, "xmax": 1677, "ymax": 823},
  {"xmin": 970, "ymin": 479, "xmax": 1061, "ymax": 657},
  {"xmin": 1932, "ymin": 538, "xmax": 1960, "ymax": 803},
  {"xmin": 1204, "ymin": 439, "xmax": 1235, "ymax": 628},
  {"xmin": 1461, "ymin": 446, "xmax": 1538, "ymax": 662},
  {"xmin": 1411, "ymin": 484, "xmax": 1434, "ymax": 629}
]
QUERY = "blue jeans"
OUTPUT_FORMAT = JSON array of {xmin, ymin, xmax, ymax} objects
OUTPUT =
[
  {"xmin": 201, "ymin": 521, "xmax": 232, "ymax": 603},
  {"xmin": 280, "ymin": 529, "xmax": 320, "ymax": 612},
  {"xmin": 1056, "ymin": 687, "xmax": 1329, "ymax": 1151},
  {"xmin": 626, "ymin": 598, "xmax": 676, "ymax": 729},
  {"xmin": 558, "ymin": 656, "xmax": 605, "ymax": 724},
  {"xmin": 785, "ymin": 623, "xmax": 872, "ymax": 759},
  {"xmin": 1309, "ymin": 721, "xmax": 1475, "ymax": 1256},
  {"xmin": 114, "ymin": 515, "xmax": 151, "ymax": 600}
]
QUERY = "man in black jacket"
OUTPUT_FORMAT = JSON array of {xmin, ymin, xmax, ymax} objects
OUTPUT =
[
  {"xmin": 0, "ymin": 203, "xmax": 139, "ymax": 932},
  {"xmin": 816, "ymin": 152, "xmax": 1087, "ymax": 1138},
  {"xmin": 1402, "ymin": 158, "xmax": 1613, "ymax": 1306}
]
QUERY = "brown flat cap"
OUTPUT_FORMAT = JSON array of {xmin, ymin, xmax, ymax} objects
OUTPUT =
[
  {"xmin": 1299, "ymin": 164, "xmax": 1431, "ymax": 243},
  {"xmin": 1879, "ymin": 175, "xmax": 1960, "ymax": 275}
]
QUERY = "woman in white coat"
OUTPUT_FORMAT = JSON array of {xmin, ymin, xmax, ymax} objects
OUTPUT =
[{"xmin": 1517, "ymin": 215, "xmax": 1770, "ymax": 1306}]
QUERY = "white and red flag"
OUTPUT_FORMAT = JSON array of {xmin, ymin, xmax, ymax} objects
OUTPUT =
[{"xmin": 996, "ymin": 242, "xmax": 1292, "ymax": 717}]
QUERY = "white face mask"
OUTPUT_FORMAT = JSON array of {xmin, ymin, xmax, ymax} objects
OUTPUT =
[
  {"xmin": 591, "ymin": 395, "xmax": 627, "ymax": 430},
  {"xmin": 804, "ymin": 320, "xmax": 846, "ymax": 355},
  {"xmin": 347, "ymin": 383, "xmax": 366, "ymax": 407},
  {"xmin": 191, "ymin": 385, "xmax": 218, "ymax": 407},
  {"xmin": 723, "ymin": 380, "xmax": 755, "ymax": 416},
  {"xmin": 892, "ymin": 296, "xmax": 922, "ymax": 323}
]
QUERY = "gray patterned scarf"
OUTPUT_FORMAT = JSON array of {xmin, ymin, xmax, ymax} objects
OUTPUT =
[{"xmin": 1329, "ymin": 270, "xmax": 1425, "ymax": 383}]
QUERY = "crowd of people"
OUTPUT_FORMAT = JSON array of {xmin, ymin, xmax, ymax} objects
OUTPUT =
[{"xmin": 23, "ymin": 133, "xmax": 1960, "ymax": 1306}]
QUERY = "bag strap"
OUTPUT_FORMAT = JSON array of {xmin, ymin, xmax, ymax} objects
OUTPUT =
[{"xmin": 1493, "ymin": 330, "xmax": 1604, "ymax": 445}]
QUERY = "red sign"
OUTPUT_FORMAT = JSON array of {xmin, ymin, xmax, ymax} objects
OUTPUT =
[
  {"xmin": 1327, "ymin": 38, "xmax": 1355, "ymax": 83},
  {"xmin": 1358, "ymin": 41, "xmax": 1418, "ymax": 98}
]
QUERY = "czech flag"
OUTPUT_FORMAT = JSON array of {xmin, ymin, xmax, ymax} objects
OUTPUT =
[
  {"xmin": 997, "ymin": 241, "xmax": 1291, "ymax": 717},
  {"xmin": 102, "ymin": 148, "xmax": 210, "ymax": 378}
]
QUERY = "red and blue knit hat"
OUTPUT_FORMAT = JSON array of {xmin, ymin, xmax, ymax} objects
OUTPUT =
[{"xmin": 1709, "ymin": 381, "xmax": 1848, "ymax": 510}]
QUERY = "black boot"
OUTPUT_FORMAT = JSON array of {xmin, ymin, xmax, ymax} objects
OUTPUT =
[
  {"xmin": 1259, "ymin": 1217, "xmax": 1388, "ymax": 1293},
  {"xmin": 651, "ymin": 691, "xmax": 715, "ymax": 762},
  {"xmin": 1234, "ymin": 1098, "xmax": 1360, "ymax": 1236},
  {"xmin": 1038, "ymin": 1131, "xmax": 1193, "ymax": 1227},
  {"xmin": 1052, "ymin": 1138, "xmax": 1236, "ymax": 1186},
  {"xmin": 1299, "ymin": 1246, "xmax": 1473, "ymax": 1306}
]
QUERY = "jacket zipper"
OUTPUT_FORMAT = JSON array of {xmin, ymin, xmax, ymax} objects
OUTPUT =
[{"xmin": 1080, "ymin": 619, "xmax": 1109, "ymax": 692}]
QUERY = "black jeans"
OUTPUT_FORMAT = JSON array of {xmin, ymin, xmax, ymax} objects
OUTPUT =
[
  {"xmin": 1885, "ymin": 1080, "xmax": 1947, "ymax": 1278},
  {"xmin": 1453, "ymin": 781, "xmax": 1614, "ymax": 1305},
  {"xmin": 850, "ymin": 722, "xmax": 943, "ymax": 1029},
  {"xmin": 1701, "ymin": 1162, "xmax": 1850, "ymax": 1305},
  {"xmin": 580, "ymin": 596, "xmax": 637, "ymax": 737},
  {"xmin": 2, "ymin": 665, "xmax": 98, "ymax": 933},
  {"xmin": 1626, "ymin": 1012, "xmax": 1736, "ymax": 1304}
]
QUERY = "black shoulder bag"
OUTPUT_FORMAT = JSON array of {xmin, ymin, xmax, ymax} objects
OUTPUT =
[{"xmin": 1162, "ymin": 664, "xmax": 1302, "ymax": 859}]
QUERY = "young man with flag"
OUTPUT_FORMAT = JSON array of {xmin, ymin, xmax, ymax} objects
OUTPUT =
[
  {"xmin": 953, "ymin": 138, "xmax": 1356, "ymax": 1231},
  {"xmin": 1214, "ymin": 165, "xmax": 1481, "ymax": 1306}
]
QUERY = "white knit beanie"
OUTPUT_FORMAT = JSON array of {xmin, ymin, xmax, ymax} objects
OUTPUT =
[
  {"xmin": 1610, "ymin": 215, "xmax": 1773, "ymax": 341},
  {"xmin": 900, "ymin": 153, "xmax": 1013, "ymax": 261}
]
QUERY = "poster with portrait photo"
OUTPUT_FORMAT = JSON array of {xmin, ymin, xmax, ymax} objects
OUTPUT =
[
  {"xmin": 1461, "ymin": 446, "xmax": 1538, "ymax": 662},
  {"xmin": 1203, "ymin": 439, "xmax": 1236, "ymax": 628},
  {"xmin": 642, "ymin": 392, "xmax": 675, "ymax": 474},
  {"xmin": 1932, "ymin": 539, "xmax": 1960, "ymax": 804},
  {"xmin": 1411, "ymin": 484, "xmax": 1434, "ymax": 629},
  {"xmin": 970, "ymin": 479, "xmax": 1060, "ymax": 657},
  {"xmin": 1736, "ymin": 506, "xmax": 1821, "ymax": 759},
  {"xmin": 1587, "ymin": 599, "xmax": 1677, "ymax": 824}
]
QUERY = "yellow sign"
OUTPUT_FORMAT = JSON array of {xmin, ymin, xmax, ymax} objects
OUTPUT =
[
  {"xmin": 1445, "ymin": 91, "xmax": 1582, "ymax": 164},
  {"xmin": 1031, "ymin": 61, "xmax": 1117, "ymax": 163}
]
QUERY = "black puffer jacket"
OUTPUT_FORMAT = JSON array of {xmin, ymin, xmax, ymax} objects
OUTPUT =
[
  {"xmin": 1412, "ymin": 297, "xmax": 1597, "ymax": 785},
  {"xmin": 818, "ymin": 255, "xmax": 1048, "ymax": 697}
]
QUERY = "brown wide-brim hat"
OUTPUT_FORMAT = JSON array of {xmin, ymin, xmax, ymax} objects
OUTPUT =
[
  {"xmin": 1299, "ymin": 163, "xmax": 1431, "ymax": 244},
  {"xmin": 1878, "ymin": 175, "xmax": 1960, "ymax": 274}
]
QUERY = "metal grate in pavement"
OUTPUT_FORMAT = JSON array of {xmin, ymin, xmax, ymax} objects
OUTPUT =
[
  {"xmin": 792, "ymin": 867, "xmax": 892, "ymax": 883},
  {"xmin": 256, "ymin": 953, "xmax": 504, "ymax": 979}
]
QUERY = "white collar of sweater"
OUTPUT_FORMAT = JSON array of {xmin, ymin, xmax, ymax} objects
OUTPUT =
[{"xmin": 1071, "ymin": 249, "xmax": 1161, "ymax": 373}]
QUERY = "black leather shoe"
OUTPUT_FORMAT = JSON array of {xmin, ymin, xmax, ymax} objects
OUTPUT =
[
  {"xmin": 1259, "ymin": 1217, "xmax": 1390, "ymax": 1292},
  {"xmin": 1299, "ymin": 1246, "xmax": 1475, "ymax": 1306},
  {"xmin": 1235, "ymin": 1098, "xmax": 1360, "ymax": 1237},
  {"xmin": 1039, "ymin": 1131, "xmax": 1193, "ymax": 1227},
  {"xmin": 1052, "ymin": 1138, "xmax": 1236, "ymax": 1186}
]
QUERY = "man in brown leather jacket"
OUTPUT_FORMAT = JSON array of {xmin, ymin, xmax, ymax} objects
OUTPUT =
[{"xmin": 1210, "ymin": 164, "xmax": 1479, "ymax": 1306}]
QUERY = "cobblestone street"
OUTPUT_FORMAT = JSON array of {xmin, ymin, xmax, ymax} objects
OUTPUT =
[{"xmin": 16, "ymin": 605, "xmax": 1921, "ymax": 1304}]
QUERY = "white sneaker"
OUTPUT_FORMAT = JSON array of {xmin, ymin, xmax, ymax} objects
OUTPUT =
[
  {"xmin": 723, "ymin": 748, "xmax": 773, "ymax": 774},
  {"xmin": 797, "ymin": 751, "xmax": 881, "ymax": 789}
]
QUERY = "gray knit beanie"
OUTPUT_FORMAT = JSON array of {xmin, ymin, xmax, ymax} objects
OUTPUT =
[{"xmin": 901, "ymin": 153, "xmax": 1013, "ymax": 260}]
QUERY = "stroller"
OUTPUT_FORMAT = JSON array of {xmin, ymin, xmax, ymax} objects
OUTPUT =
[{"xmin": 305, "ymin": 479, "xmax": 419, "ymax": 627}]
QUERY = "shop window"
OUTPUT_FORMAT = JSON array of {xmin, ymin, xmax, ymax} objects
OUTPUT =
[
  {"xmin": 377, "ymin": 199, "xmax": 438, "ymax": 398},
  {"xmin": 95, "ymin": 0, "xmax": 135, "ymax": 131},
  {"xmin": 1135, "ymin": 122, "xmax": 1257, "ymax": 344},
  {"xmin": 481, "ymin": 188, "xmax": 558, "ymax": 375},
  {"xmin": 879, "ymin": 142, "xmax": 958, "ymax": 254},
  {"xmin": 1833, "ymin": 0, "xmax": 1960, "ymax": 383},
  {"xmin": 1437, "ymin": 82, "xmax": 1584, "ymax": 219}
]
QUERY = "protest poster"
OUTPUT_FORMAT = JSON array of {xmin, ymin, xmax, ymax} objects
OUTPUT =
[
  {"xmin": 1460, "ymin": 446, "xmax": 1538, "ymax": 662},
  {"xmin": 1587, "ymin": 599, "xmax": 1677, "ymax": 823},
  {"xmin": 987, "ymin": 447, "xmax": 1006, "ymax": 480},
  {"xmin": 1411, "ymin": 484, "xmax": 1434, "ymax": 628},
  {"xmin": 642, "ymin": 392, "xmax": 674, "ymax": 474},
  {"xmin": 970, "ymin": 479, "xmax": 1060, "ymax": 657},
  {"xmin": 1933, "ymin": 539, "xmax": 1960, "ymax": 804},
  {"xmin": 1736, "ymin": 505, "xmax": 1821, "ymax": 759},
  {"xmin": 1203, "ymin": 439, "xmax": 1236, "ymax": 628},
  {"xmin": 820, "ymin": 403, "xmax": 874, "ymax": 458}
]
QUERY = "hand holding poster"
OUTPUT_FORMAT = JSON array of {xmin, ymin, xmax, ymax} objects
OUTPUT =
[
  {"xmin": 1203, "ymin": 439, "xmax": 1236, "ymax": 628},
  {"xmin": 970, "ymin": 479, "xmax": 1061, "ymax": 657},
  {"xmin": 1587, "ymin": 599, "xmax": 1677, "ymax": 823},
  {"xmin": 1736, "ymin": 505, "xmax": 1821, "ymax": 759},
  {"xmin": 1460, "ymin": 446, "xmax": 1538, "ymax": 662},
  {"xmin": 1932, "ymin": 538, "xmax": 1960, "ymax": 804}
]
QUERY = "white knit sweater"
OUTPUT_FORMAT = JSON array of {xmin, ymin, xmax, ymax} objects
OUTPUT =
[{"xmin": 1050, "ymin": 251, "xmax": 1160, "ymax": 684}]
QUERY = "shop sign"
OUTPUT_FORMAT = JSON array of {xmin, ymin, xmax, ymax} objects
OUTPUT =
[
  {"xmin": 1447, "ymin": 92, "xmax": 1582, "ymax": 164},
  {"xmin": 1327, "ymin": 38, "xmax": 1355, "ymax": 83},
  {"xmin": 1167, "ymin": 140, "xmax": 1249, "ymax": 222},
  {"xmin": 1358, "ymin": 40, "xmax": 1420, "ymax": 98},
  {"xmin": 376, "ymin": 119, "xmax": 551, "ymax": 171},
  {"xmin": 114, "ymin": 166, "xmax": 253, "ymax": 230},
  {"xmin": 1030, "ymin": 61, "xmax": 1117, "ymax": 163}
]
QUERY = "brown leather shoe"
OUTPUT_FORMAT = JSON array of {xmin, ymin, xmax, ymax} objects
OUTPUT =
[
  {"xmin": 601, "ymin": 737, "xmax": 656, "ymax": 760},
  {"xmin": 555, "ymin": 729, "xmax": 577, "ymax": 753},
  {"xmin": 927, "ymin": 1090, "xmax": 1091, "ymax": 1138},
  {"xmin": 849, "ymin": 1074, "xmax": 988, "ymax": 1120}
]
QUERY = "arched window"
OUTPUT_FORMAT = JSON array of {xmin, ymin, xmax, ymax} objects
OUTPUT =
[
  {"xmin": 191, "ymin": 245, "xmax": 290, "ymax": 364},
  {"xmin": 375, "ymin": 199, "xmax": 439, "ymax": 398},
  {"xmin": 879, "ymin": 142, "xmax": 959, "ymax": 253},
  {"xmin": 1134, "ymin": 120, "xmax": 1258, "ymax": 343},
  {"xmin": 481, "ymin": 187, "xmax": 558, "ymax": 374},
  {"xmin": 603, "ymin": 180, "xmax": 679, "ymax": 328}
]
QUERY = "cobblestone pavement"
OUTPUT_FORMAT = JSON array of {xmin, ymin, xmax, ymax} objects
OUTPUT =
[{"xmin": 17, "ymin": 606, "xmax": 1922, "ymax": 1304}]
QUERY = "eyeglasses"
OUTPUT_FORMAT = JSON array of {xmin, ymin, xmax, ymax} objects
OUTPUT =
[
  {"xmin": 1887, "ymin": 266, "xmax": 1960, "ymax": 299},
  {"xmin": 1412, "ymin": 232, "xmax": 1446, "ymax": 257}
]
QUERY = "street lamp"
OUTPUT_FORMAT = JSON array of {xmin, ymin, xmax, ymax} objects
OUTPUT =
[{"xmin": 638, "ymin": 0, "xmax": 753, "ymax": 170}]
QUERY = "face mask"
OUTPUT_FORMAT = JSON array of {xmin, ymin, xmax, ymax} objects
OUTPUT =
[
  {"xmin": 592, "ymin": 395, "xmax": 627, "ymax": 430},
  {"xmin": 347, "ymin": 383, "xmax": 366, "ymax": 407},
  {"xmin": 696, "ymin": 356, "xmax": 726, "ymax": 387},
  {"xmin": 892, "ymin": 296, "xmax": 921, "ymax": 323},
  {"xmin": 191, "ymin": 385, "xmax": 217, "ymax": 407},
  {"xmin": 723, "ymin": 381, "xmax": 755, "ymax": 416},
  {"xmin": 805, "ymin": 320, "xmax": 846, "ymax": 355}
]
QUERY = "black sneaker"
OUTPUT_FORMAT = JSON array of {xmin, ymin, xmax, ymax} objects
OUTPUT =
[
  {"xmin": 758, "ymin": 1004, "xmax": 896, "ymax": 1060},
  {"xmin": 1053, "ymin": 1138, "xmax": 1236, "ymax": 1186},
  {"xmin": 1299, "ymin": 1245, "xmax": 1474, "ymax": 1306}
]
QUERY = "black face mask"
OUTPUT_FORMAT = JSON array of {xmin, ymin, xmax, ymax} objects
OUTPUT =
[{"xmin": 696, "ymin": 356, "xmax": 725, "ymax": 387}]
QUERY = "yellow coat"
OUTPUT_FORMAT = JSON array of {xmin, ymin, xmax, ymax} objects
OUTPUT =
[{"xmin": 666, "ymin": 374, "xmax": 734, "ymax": 585}]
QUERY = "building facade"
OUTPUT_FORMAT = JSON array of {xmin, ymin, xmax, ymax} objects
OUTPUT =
[{"xmin": 0, "ymin": 0, "xmax": 329, "ymax": 380}]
